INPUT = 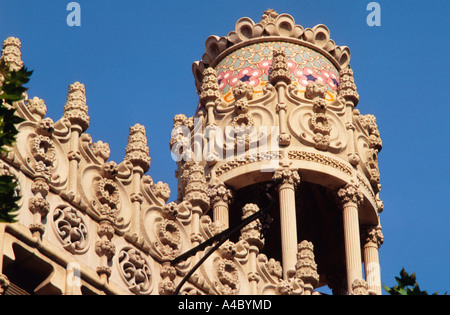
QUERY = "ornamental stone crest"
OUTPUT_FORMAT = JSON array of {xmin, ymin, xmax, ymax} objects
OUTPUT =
[{"xmin": 52, "ymin": 206, "xmax": 89, "ymax": 254}]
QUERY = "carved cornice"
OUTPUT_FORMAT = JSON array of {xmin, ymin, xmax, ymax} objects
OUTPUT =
[{"xmin": 288, "ymin": 150, "xmax": 353, "ymax": 176}]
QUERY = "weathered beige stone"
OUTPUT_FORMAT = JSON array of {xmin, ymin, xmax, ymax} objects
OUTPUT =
[{"xmin": 0, "ymin": 10, "xmax": 383, "ymax": 295}]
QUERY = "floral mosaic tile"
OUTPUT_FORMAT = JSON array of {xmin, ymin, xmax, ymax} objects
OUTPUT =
[{"xmin": 215, "ymin": 41, "xmax": 340, "ymax": 102}]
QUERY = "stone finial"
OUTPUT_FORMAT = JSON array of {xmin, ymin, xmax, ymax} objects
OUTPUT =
[
  {"xmin": 125, "ymin": 123, "xmax": 151, "ymax": 173},
  {"xmin": 63, "ymin": 82, "xmax": 90, "ymax": 132},
  {"xmin": 183, "ymin": 162, "xmax": 210, "ymax": 213},
  {"xmin": 260, "ymin": 9, "xmax": 279, "ymax": 26},
  {"xmin": 199, "ymin": 67, "xmax": 220, "ymax": 107},
  {"xmin": 1, "ymin": 37, "xmax": 24, "ymax": 71},
  {"xmin": 269, "ymin": 49, "xmax": 292, "ymax": 85},
  {"xmin": 240, "ymin": 203, "xmax": 264, "ymax": 250},
  {"xmin": 351, "ymin": 279, "xmax": 369, "ymax": 295},
  {"xmin": 295, "ymin": 240, "xmax": 319, "ymax": 293},
  {"xmin": 339, "ymin": 68, "xmax": 359, "ymax": 105}
]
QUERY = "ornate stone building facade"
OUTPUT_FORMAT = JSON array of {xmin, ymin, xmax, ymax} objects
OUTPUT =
[{"xmin": 0, "ymin": 10, "xmax": 384, "ymax": 295}]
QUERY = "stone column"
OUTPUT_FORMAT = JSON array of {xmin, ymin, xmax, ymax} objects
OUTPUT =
[
  {"xmin": 124, "ymin": 124, "xmax": 151, "ymax": 242},
  {"xmin": 273, "ymin": 168, "xmax": 300, "ymax": 279},
  {"xmin": 362, "ymin": 225, "xmax": 383, "ymax": 295},
  {"xmin": 295, "ymin": 240, "xmax": 319, "ymax": 295},
  {"xmin": 63, "ymin": 82, "xmax": 90, "ymax": 195},
  {"xmin": 269, "ymin": 49, "xmax": 292, "ymax": 146},
  {"xmin": 337, "ymin": 183, "xmax": 364, "ymax": 294},
  {"xmin": 183, "ymin": 162, "xmax": 210, "ymax": 246},
  {"xmin": 200, "ymin": 67, "xmax": 220, "ymax": 166},
  {"xmin": 208, "ymin": 182, "xmax": 233, "ymax": 229},
  {"xmin": 240, "ymin": 203, "xmax": 264, "ymax": 295}
]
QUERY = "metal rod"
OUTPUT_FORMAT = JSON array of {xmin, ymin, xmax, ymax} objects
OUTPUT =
[
  {"xmin": 172, "ymin": 209, "xmax": 265, "ymax": 295},
  {"xmin": 172, "ymin": 183, "xmax": 276, "ymax": 295}
]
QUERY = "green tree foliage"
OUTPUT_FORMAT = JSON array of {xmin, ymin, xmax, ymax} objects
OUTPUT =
[
  {"xmin": 383, "ymin": 268, "xmax": 446, "ymax": 295},
  {"xmin": 0, "ymin": 61, "xmax": 32, "ymax": 222}
]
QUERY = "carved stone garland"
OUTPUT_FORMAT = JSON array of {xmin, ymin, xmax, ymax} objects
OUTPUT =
[{"xmin": 305, "ymin": 82, "xmax": 332, "ymax": 151}]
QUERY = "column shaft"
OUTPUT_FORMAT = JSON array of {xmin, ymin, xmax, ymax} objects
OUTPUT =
[
  {"xmin": 279, "ymin": 182, "xmax": 298, "ymax": 279},
  {"xmin": 364, "ymin": 242, "xmax": 382, "ymax": 295},
  {"xmin": 342, "ymin": 203, "xmax": 363, "ymax": 293},
  {"xmin": 213, "ymin": 201, "xmax": 229, "ymax": 229}
]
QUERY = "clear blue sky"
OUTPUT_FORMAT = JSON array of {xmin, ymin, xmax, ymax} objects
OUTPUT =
[{"xmin": 1, "ymin": 0, "xmax": 449, "ymax": 294}]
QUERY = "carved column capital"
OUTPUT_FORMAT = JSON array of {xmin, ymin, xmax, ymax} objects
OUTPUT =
[
  {"xmin": 362, "ymin": 225, "xmax": 384, "ymax": 249},
  {"xmin": 273, "ymin": 168, "xmax": 300, "ymax": 187},
  {"xmin": 207, "ymin": 182, "xmax": 233, "ymax": 205},
  {"xmin": 337, "ymin": 183, "xmax": 363, "ymax": 207}
]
